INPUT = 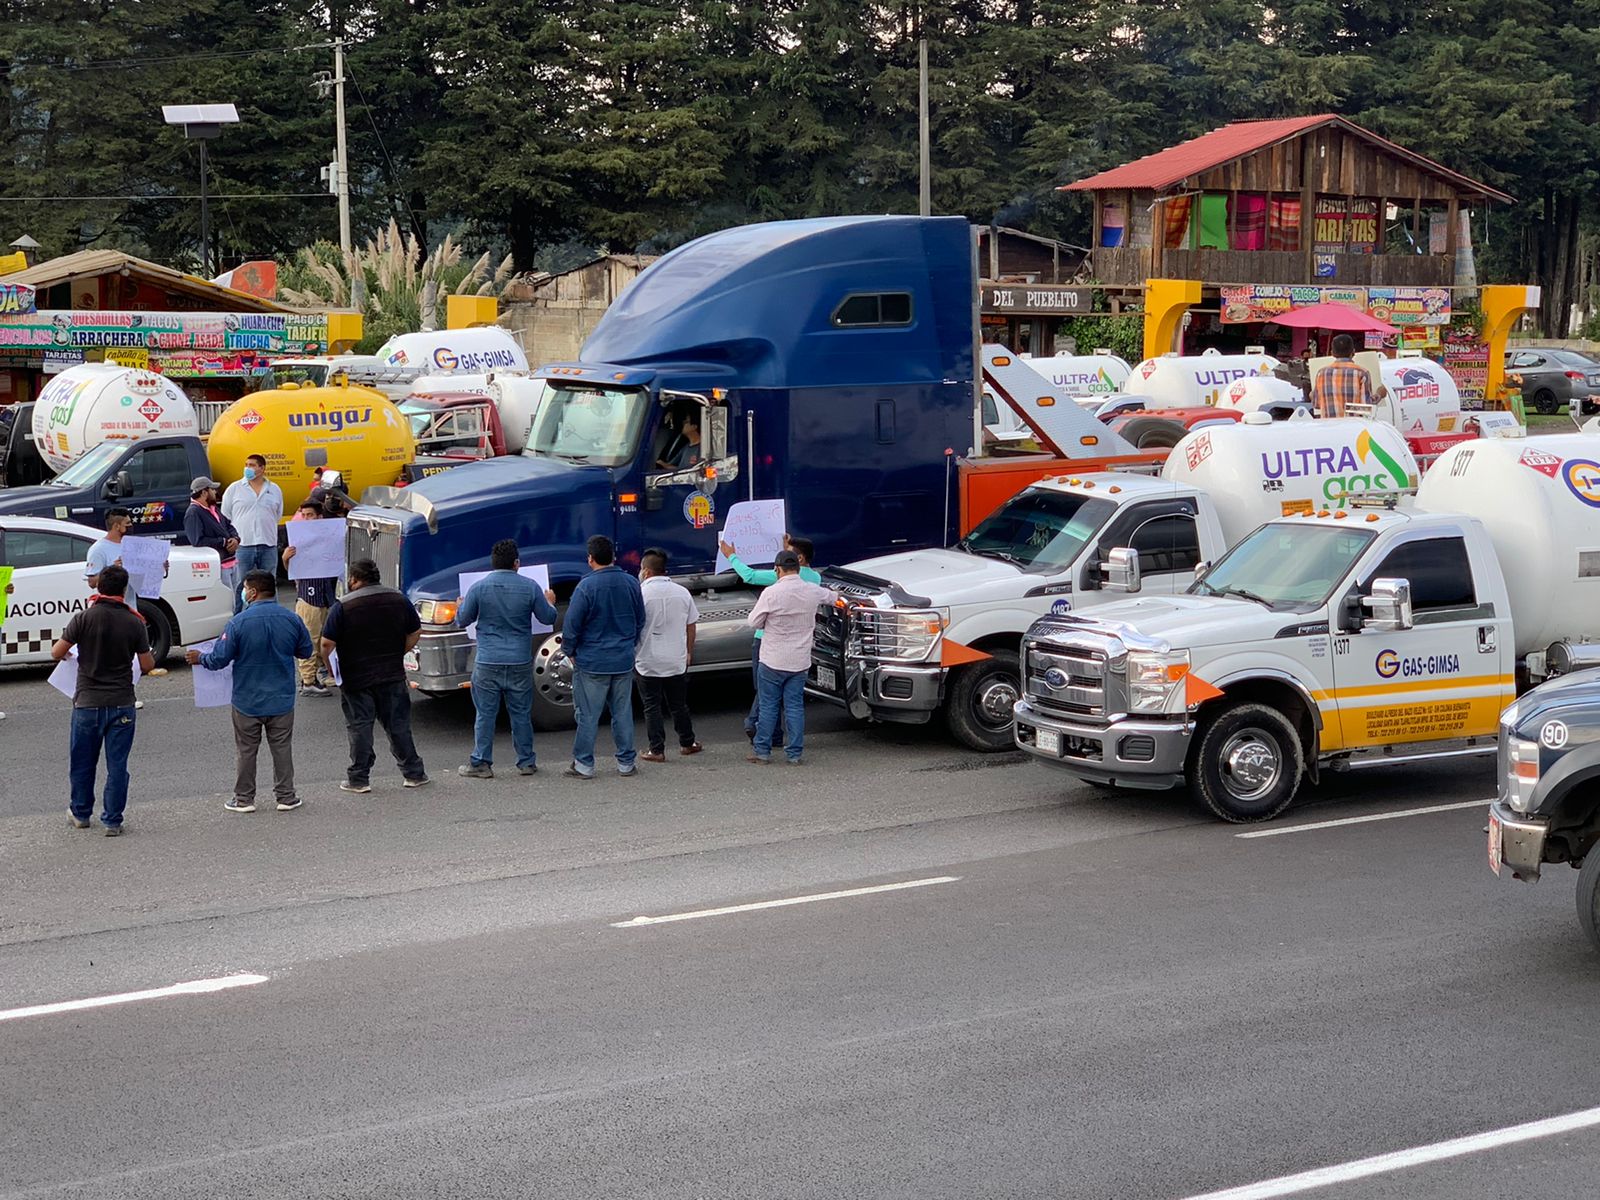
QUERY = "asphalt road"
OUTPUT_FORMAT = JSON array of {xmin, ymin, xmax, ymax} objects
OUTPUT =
[{"xmin": 2, "ymin": 656, "xmax": 1597, "ymax": 1199}]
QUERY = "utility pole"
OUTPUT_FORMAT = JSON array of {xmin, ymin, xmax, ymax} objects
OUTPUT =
[
  {"xmin": 198, "ymin": 140, "xmax": 211, "ymax": 276},
  {"xmin": 918, "ymin": 38, "xmax": 931, "ymax": 218},
  {"xmin": 333, "ymin": 38, "xmax": 352, "ymax": 256}
]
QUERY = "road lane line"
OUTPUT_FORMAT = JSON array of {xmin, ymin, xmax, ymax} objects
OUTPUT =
[
  {"xmin": 0, "ymin": 973, "xmax": 268, "ymax": 1022},
  {"xmin": 1179, "ymin": 1104, "xmax": 1600, "ymax": 1199},
  {"xmin": 610, "ymin": 876, "xmax": 961, "ymax": 928},
  {"xmin": 1236, "ymin": 799, "xmax": 1490, "ymax": 839}
]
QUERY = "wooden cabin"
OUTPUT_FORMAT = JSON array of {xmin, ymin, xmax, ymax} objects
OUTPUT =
[{"xmin": 1062, "ymin": 115, "xmax": 1512, "ymax": 289}]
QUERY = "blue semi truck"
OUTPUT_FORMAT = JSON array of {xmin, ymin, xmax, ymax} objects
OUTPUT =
[{"xmin": 347, "ymin": 215, "xmax": 983, "ymax": 726}]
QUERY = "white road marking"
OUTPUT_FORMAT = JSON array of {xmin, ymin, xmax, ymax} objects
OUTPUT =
[
  {"xmin": 0, "ymin": 973, "xmax": 268, "ymax": 1022},
  {"xmin": 1180, "ymin": 1104, "xmax": 1600, "ymax": 1200},
  {"xmin": 1236, "ymin": 799, "xmax": 1490, "ymax": 839},
  {"xmin": 611, "ymin": 876, "xmax": 961, "ymax": 928}
]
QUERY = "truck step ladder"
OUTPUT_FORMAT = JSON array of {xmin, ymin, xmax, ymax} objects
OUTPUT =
[{"xmin": 981, "ymin": 346, "xmax": 1137, "ymax": 459}]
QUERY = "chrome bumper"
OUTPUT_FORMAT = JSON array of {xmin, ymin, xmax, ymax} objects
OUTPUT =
[
  {"xmin": 805, "ymin": 656, "xmax": 944, "ymax": 724},
  {"xmin": 409, "ymin": 626, "xmax": 475, "ymax": 693},
  {"xmin": 1489, "ymin": 800, "xmax": 1549, "ymax": 882},
  {"xmin": 1013, "ymin": 699, "xmax": 1190, "ymax": 791}
]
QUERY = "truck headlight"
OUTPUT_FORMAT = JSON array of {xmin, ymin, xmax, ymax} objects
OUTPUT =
[
  {"xmin": 1506, "ymin": 735, "xmax": 1540, "ymax": 814},
  {"xmin": 417, "ymin": 599, "xmax": 458, "ymax": 626},
  {"xmin": 855, "ymin": 606, "xmax": 948, "ymax": 662},
  {"xmin": 1126, "ymin": 648, "xmax": 1191, "ymax": 714}
]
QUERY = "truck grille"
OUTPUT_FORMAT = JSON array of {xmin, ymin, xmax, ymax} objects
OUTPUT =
[
  {"xmin": 346, "ymin": 514, "xmax": 403, "ymax": 589},
  {"xmin": 1026, "ymin": 644, "xmax": 1108, "ymax": 718}
]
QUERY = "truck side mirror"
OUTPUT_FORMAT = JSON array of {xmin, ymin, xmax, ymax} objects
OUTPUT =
[
  {"xmin": 1194, "ymin": 560, "xmax": 1211, "ymax": 582},
  {"xmin": 105, "ymin": 470, "xmax": 132, "ymax": 499},
  {"xmin": 1362, "ymin": 578, "xmax": 1413, "ymax": 632},
  {"xmin": 703, "ymin": 406, "xmax": 729, "ymax": 461},
  {"xmin": 1103, "ymin": 547, "xmax": 1142, "ymax": 593}
]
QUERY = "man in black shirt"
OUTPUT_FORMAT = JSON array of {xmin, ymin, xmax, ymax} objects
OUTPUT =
[
  {"xmin": 51, "ymin": 564, "xmax": 154, "ymax": 836},
  {"xmin": 320, "ymin": 557, "xmax": 428, "ymax": 792}
]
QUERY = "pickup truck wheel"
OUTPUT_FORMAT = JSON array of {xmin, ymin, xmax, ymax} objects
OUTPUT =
[
  {"xmin": 1190, "ymin": 702, "xmax": 1303, "ymax": 823},
  {"xmin": 137, "ymin": 601, "xmax": 173, "ymax": 664},
  {"xmin": 945, "ymin": 649, "xmax": 1021, "ymax": 752},
  {"xmin": 530, "ymin": 631, "xmax": 576, "ymax": 731},
  {"xmin": 1576, "ymin": 851, "xmax": 1600, "ymax": 953}
]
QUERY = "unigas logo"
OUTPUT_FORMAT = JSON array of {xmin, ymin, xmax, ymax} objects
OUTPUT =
[{"xmin": 1259, "ymin": 430, "xmax": 1411, "ymax": 508}]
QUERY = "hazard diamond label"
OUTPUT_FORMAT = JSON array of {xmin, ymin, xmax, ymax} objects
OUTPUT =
[
  {"xmin": 236, "ymin": 409, "xmax": 263, "ymax": 432},
  {"xmin": 1519, "ymin": 447, "xmax": 1563, "ymax": 479},
  {"xmin": 137, "ymin": 396, "xmax": 164, "ymax": 422}
]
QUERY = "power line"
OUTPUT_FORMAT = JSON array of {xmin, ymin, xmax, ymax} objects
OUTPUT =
[
  {"xmin": 344, "ymin": 57, "xmax": 424, "ymax": 240},
  {"xmin": 0, "ymin": 45, "xmax": 296, "ymax": 74},
  {"xmin": 0, "ymin": 193, "xmax": 328, "ymax": 202}
]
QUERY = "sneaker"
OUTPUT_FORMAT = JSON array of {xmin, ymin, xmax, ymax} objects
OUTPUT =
[
  {"xmin": 746, "ymin": 753, "xmax": 771, "ymax": 765},
  {"xmin": 403, "ymin": 775, "xmax": 432, "ymax": 788},
  {"xmin": 300, "ymin": 685, "xmax": 332, "ymax": 698},
  {"xmin": 224, "ymin": 798, "xmax": 256, "ymax": 814},
  {"xmin": 680, "ymin": 742, "xmax": 704, "ymax": 757},
  {"xmin": 103, "ymin": 825, "xmax": 124, "ymax": 837},
  {"xmin": 68, "ymin": 815, "xmax": 91, "ymax": 829},
  {"xmin": 561, "ymin": 764, "xmax": 593, "ymax": 780},
  {"xmin": 639, "ymin": 750, "xmax": 667, "ymax": 763},
  {"xmin": 618, "ymin": 766, "xmax": 639, "ymax": 778},
  {"xmin": 516, "ymin": 765, "xmax": 538, "ymax": 777},
  {"xmin": 787, "ymin": 757, "xmax": 805, "ymax": 766},
  {"xmin": 339, "ymin": 781, "xmax": 372, "ymax": 794},
  {"xmin": 276, "ymin": 796, "xmax": 304, "ymax": 811},
  {"xmin": 457, "ymin": 763, "xmax": 494, "ymax": 779}
]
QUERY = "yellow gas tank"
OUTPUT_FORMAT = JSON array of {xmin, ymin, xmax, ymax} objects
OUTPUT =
[{"xmin": 208, "ymin": 383, "xmax": 416, "ymax": 505}]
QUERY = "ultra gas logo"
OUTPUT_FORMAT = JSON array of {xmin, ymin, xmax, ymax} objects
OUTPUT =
[
  {"xmin": 1375, "ymin": 648, "xmax": 1460, "ymax": 679},
  {"xmin": 1562, "ymin": 458, "xmax": 1600, "ymax": 508},
  {"xmin": 1260, "ymin": 430, "xmax": 1410, "ymax": 507},
  {"xmin": 288, "ymin": 406, "xmax": 374, "ymax": 433}
]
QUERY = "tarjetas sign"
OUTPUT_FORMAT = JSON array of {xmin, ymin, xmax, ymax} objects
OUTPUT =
[{"xmin": 0, "ymin": 310, "xmax": 329, "ymax": 354}]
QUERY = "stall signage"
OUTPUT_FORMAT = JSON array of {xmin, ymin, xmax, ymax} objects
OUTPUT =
[
  {"xmin": 981, "ymin": 285, "xmax": 1091, "ymax": 315},
  {"xmin": 1219, "ymin": 285, "xmax": 1451, "ymax": 327},
  {"xmin": 0, "ymin": 310, "xmax": 331, "ymax": 354},
  {"xmin": 0, "ymin": 282, "xmax": 36, "ymax": 315}
]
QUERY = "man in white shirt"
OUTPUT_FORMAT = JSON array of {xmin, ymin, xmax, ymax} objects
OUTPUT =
[
  {"xmin": 221, "ymin": 453, "xmax": 284, "ymax": 614},
  {"xmin": 746, "ymin": 549, "xmax": 833, "ymax": 765},
  {"xmin": 635, "ymin": 547, "xmax": 702, "ymax": 762}
]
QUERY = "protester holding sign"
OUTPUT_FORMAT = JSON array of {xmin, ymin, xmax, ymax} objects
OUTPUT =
[
  {"xmin": 85, "ymin": 508, "xmax": 139, "ymax": 610},
  {"xmin": 282, "ymin": 501, "xmax": 339, "ymax": 698},
  {"xmin": 719, "ymin": 533, "xmax": 820, "ymax": 741}
]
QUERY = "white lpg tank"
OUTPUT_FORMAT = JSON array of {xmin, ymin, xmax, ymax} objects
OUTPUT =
[
  {"xmin": 1027, "ymin": 353, "xmax": 1132, "ymax": 399},
  {"xmin": 1165, "ymin": 413, "xmax": 1420, "ymax": 544},
  {"xmin": 31, "ymin": 363, "xmax": 198, "ymax": 474},
  {"xmin": 489, "ymin": 374, "xmax": 549, "ymax": 454},
  {"xmin": 1129, "ymin": 348, "xmax": 1280, "ymax": 409},
  {"xmin": 1417, "ymin": 435, "xmax": 1600, "ymax": 656},
  {"xmin": 1370, "ymin": 357, "xmax": 1464, "ymax": 434},
  {"xmin": 1218, "ymin": 374, "xmax": 1307, "ymax": 416}
]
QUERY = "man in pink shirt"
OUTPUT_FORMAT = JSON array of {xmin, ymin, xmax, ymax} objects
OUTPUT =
[{"xmin": 746, "ymin": 550, "xmax": 833, "ymax": 765}]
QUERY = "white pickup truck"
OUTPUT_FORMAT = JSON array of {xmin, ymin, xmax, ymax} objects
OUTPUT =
[
  {"xmin": 1013, "ymin": 432, "xmax": 1600, "ymax": 821},
  {"xmin": 807, "ymin": 417, "xmax": 1421, "ymax": 751}
]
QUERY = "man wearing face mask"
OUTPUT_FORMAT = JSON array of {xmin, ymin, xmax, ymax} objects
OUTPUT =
[
  {"xmin": 183, "ymin": 475, "xmax": 241, "ymax": 599},
  {"xmin": 222, "ymin": 453, "xmax": 284, "ymax": 614}
]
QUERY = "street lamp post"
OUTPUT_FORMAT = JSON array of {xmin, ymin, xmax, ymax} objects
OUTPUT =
[{"xmin": 161, "ymin": 104, "xmax": 240, "ymax": 276}]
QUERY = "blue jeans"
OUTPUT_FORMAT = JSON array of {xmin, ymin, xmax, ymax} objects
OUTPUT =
[
  {"xmin": 69, "ymin": 705, "xmax": 136, "ymax": 827},
  {"xmin": 572, "ymin": 670, "xmax": 636, "ymax": 775},
  {"xmin": 754, "ymin": 664, "xmax": 806, "ymax": 761},
  {"xmin": 471, "ymin": 662, "xmax": 536, "ymax": 769},
  {"xmin": 233, "ymin": 543, "xmax": 275, "ymax": 612}
]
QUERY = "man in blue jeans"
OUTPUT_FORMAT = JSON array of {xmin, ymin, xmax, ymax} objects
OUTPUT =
[
  {"xmin": 562, "ymin": 534, "xmax": 646, "ymax": 779},
  {"xmin": 456, "ymin": 539, "xmax": 559, "ymax": 778},
  {"xmin": 221, "ymin": 453, "xmax": 283, "ymax": 614},
  {"xmin": 52, "ymin": 564, "xmax": 155, "ymax": 836},
  {"xmin": 718, "ymin": 533, "xmax": 820, "ymax": 740},
  {"xmin": 746, "ymin": 550, "xmax": 834, "ymax": 765}
]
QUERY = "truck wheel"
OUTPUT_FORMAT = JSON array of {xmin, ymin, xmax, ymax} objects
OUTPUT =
[
  {"xmin": 1533, "ymin": 389, "xmax": 1558, "ymax": 416},
  {"xmin": 530, "ymin": 631, "xmax": 576, "ymax": 731},
  {"xmin": 1190, "ymin": 702, "xmax": 1303, "ymax": 823},
  {"xmin": 138, "ymin": 601, "xmax": 173, "ymax": 664},
  {"xmin": 945, "ymin": 649, "xmax": 1021, "ymax": 752},
  {"xmin": 1576, "ymin": 850, "xmax": 1600, "ymax": 954},
  {"xmin": 1116, "ymin": 416, "xmax": 1189, "ymax": 449}
]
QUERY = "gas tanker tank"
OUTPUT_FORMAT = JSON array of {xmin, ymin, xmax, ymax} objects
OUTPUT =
[
  {"xmin": 1417, "ymin": 434, "xmax": 1600, "ymax": 656},
  {"xmin": 208, "ymin": 382, "xmax": 416, "ymax": 504},
  {"xmin": 489, "ymin": 374, "xmax": 549, "ymax": 454},
  {"xmin": 1130, "ymin": 349, "xmax": 1281, "ymax": 409},
  {"xmin": 1370, "ymin": 357, "xmax": 1464, "ymax": 434},
  {"xmin": 1218, "ymin": 374, "xmax": 1307, "ymax": 415},
  {"xmin": 1025, "ymin": 353, "xmax": 1132, "ymax": 399},
  {"xmin": 31, "ymin": 363, "xmax": 199, "ymax": 474},
  {"xmin": 1164, "ymin": 413, "xmax": 1420, "ymax": 544}
]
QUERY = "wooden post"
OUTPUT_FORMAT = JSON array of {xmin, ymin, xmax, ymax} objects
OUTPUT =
[
  {"xmin": 1151, "ymin": 197, "xmax": 1165, "ymax": 281},
  {"xmin": 1375, "ymin": 195, "xmax": 1388, "ymax": 255},
  {"xmin": 1301, "ymin": 137, "xmax": 1316, "ymax": 280},
  {"xmin": 1446, "ymin": 198, "xmax": 1460, "ymax": 287},
  {"xmin": 1228, "ymin": 188, "xmax": 1239, "ymax": 252}
]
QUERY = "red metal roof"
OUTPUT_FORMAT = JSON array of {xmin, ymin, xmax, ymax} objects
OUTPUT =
[{"xmin": 1060, "ymin": 114, "xmax": 1513, "ymax": 203}]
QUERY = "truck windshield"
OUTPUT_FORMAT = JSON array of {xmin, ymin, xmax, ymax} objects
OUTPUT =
[
  {"xmin": 523, "ymin": 384, "xmax": 647, "ymax": 467},
  {"xmin": 1193, "ymin": 524, "xmax": 1377, "ymax": 610},
  {"xmin": 957, "ymin": 490, "xmax": 1116, "ymax": 573},
  {"xmin": 269, "ymin": 363, "xmax": 329, "ymax": 388},
  {"xmin": 50, "ymin": 442, "xmax": 126, "ymax": 487}
]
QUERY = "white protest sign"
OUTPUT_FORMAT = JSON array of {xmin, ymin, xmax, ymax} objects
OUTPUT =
[
  {"xmin": 714, "ymin": 499, "xmax": 787, "ymax": 573},
  {"xmin": 119, "ymin": 536, "xmax": 170, "ymax": 601},
  {"xmin": 457, "ymin": 565, "xmax": 553, "ymax": 641},
  {"xmin": 188, "ymin": 639, "xmax": 234, "ymax": 708},
  {"xmin": 328, "ymin": 649, "xmax": 342, "ymax": 687},
  {"xmin": 48, "ymin": 645, "xmax": 143, "ymax": 699},
  {"xmin": 286, "ymin": 517, "xmax": 347, "ymax": 581}
]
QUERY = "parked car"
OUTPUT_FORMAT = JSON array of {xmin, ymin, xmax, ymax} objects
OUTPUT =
[{"xmin": 1505, "ymin": 348, "xmax": 1600, "ymax": 415}]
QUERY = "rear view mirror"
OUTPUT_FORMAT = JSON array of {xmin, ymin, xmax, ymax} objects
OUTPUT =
[
  {"xmin": 1363, "ymin": 578, "xmax": 1413, "ymax": 632},
  {"xmin": 704, "ymin": 406, "xmax": 728, "ymax": 462},
  {"xmin": 106, "ymin": 470, "xmax": 132, "ymax": 498},
  {"xmin": 1103, "ymin": 547, "xmax": 1142, "ymax": 593},
  {"xmin": 1194, "ymin": 560, "xmax": 1211, "ymax": 582}
]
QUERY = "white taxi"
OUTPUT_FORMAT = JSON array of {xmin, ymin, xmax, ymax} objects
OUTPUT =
[{"xmin": 0, "ymin": 516, "xmax": 232, "ymax": 665}]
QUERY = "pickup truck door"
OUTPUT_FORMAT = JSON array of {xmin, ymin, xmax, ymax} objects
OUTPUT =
[
  {"xmin": 636, "ymin": 401, "xmax": 740, "ymax": 574},
  {"xmin": 105, "ymin": 442, "xmax": 196, "ymax": 536},
  {"xmin": 1083, "ymin": 499, "xmax": 1204, "ymax": 596},
  {"xmin": 1331, "ymin": 531, "xmax": 1514, "ymax": 750}
]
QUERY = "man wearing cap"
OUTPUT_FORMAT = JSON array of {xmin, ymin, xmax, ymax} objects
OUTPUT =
[
  {"xmin": 183, "ymin": 476, "xmax": 240, "ymax": 600},
  {"xmin": 746, "ymin": 549, "xmax": 833, "ymax": 766}
]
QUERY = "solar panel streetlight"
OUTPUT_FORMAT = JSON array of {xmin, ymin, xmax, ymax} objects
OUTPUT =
[{"xmin": 162, "ymin": 104, "xmax": 240, "ymax": 276}]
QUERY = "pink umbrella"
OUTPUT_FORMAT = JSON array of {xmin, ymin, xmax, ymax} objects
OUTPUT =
[{"xmin": 1268, "ymin": 302, "xmax": 1398, "ymax": 334}]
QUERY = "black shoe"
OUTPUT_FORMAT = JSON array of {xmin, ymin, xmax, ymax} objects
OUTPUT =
[
  {"xmin": 276, "ymin": 796, "xmax": 303, "ymax": 811},
  {"xmin": 457, "ymin": 763, "xmax": 494, "ymax": 779},
  {"xmin": 561, "ymin": 764, "xmax": 593, "ymax": 780},
  {"xmin": 104, "ymin": 825, "xmax": 124, "ymax": 837},
  {"xmin": 224, "ymin": 798, "xmax": 256, "ymax": 814},
  {"xmin": 68, "ymin": 815, "xmax": 91, "ymax": 830},
  {"xmin": 517, "ymin": 765, "xmax": 538, "ymax": 776},
  {"xmin": 404, "ymin": 775, "xmax": 432, "ymax": 788},
  {"xmin": 338, "ymin": 781, "xmax": 372, "ymax": 794}
]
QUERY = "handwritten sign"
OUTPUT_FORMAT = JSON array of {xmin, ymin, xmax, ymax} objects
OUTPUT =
[
  {"xmin": 457, "ymin": 565, "xmax": 553, "ymax": 641},
  {"xmin": 119, "ymin": 536, "xmax": 170, "ymax": 601},
  {"xmin": 714, "ymin": 500, "xmax": 787, "ymax": 573},
  {"xmin": 286, "ymin": 517, "xmax": 346, "ymax": 581},
  {"xmin": 49, "ymin": 645, "xmax": 143, "ymax": 699},
  {"xmin": 189, "ymin": 639, "xmax": 234, "ymax": 708}
]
